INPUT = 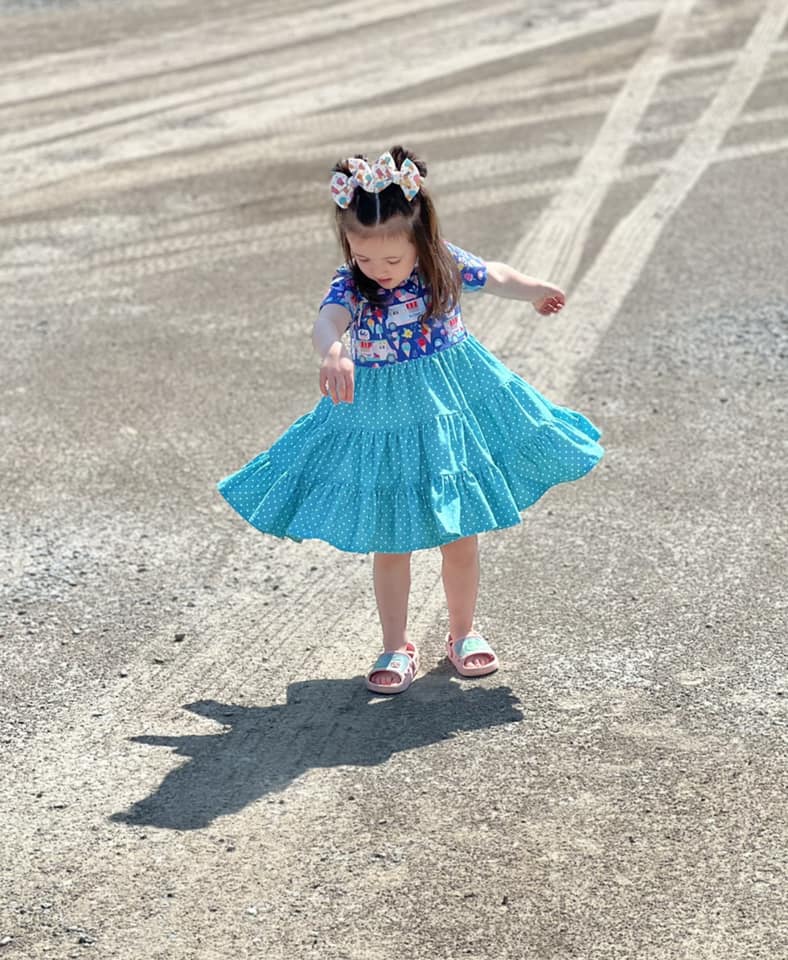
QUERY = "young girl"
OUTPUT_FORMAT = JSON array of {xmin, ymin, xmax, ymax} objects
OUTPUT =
[{"xmin": 218, "ymin": 146, "xmax": 603, "ymax": 694}]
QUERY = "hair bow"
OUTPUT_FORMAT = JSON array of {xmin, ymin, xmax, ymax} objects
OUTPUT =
[{"xmin": 329, "ymin": 151, "xmax": 423, "ymax": 209}]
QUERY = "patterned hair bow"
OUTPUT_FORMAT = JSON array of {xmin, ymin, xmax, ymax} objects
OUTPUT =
[{"xmin": 329, "ymin": 151, "xmax": 423, "ymax": 209}]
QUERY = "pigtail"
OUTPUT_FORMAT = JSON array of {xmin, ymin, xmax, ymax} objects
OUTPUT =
[{"xmin": 410, "ymin": 186, "xmax": 461, "ymax": 321}]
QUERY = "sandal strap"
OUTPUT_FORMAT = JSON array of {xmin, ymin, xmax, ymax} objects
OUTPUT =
[
  {"xmin": 370, "ymin": 651, "xmax": 413, "ymax": 677},
  {"xmin": 453, "ymin": 635, "xmax": 493, "ymax": 659}
]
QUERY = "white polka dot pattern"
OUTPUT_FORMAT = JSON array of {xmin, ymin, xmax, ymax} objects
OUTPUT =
[{"xmin": 217, "ymin": 334, "xmax": 603, "ymax": 554}]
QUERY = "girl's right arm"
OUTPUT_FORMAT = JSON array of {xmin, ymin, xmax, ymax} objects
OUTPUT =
[{"xmin": 312, "ymin": 303, "xmax": 355, "ymax": 405}]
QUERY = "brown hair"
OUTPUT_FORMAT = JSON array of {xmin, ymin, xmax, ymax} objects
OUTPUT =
[{"xmin": 331, "ymin": 145, "xmax": 460, "ymax": 322}]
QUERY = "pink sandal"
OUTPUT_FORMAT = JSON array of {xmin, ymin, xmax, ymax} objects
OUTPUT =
[
  {"xmin": 365, "ymin": 642, "xmax": 420, "ymax": 694},
  {"xmin": 446, "ymin": 633, "xmax": 499, "ymax": 677}
]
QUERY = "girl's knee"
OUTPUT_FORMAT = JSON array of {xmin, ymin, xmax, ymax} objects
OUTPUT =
[{"xmin": 440, "ymin": 534, "xmax": 479, "ymax": 561}]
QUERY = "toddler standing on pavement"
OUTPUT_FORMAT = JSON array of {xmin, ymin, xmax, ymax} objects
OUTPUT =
[{"xmin": 218, "ymin": 145, "xmax": 603, "ymax": 693}]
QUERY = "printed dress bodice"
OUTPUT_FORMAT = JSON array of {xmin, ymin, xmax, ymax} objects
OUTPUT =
[{"xmin": 320, "ymin": 242, "xmax": 488, "ymax": 368}]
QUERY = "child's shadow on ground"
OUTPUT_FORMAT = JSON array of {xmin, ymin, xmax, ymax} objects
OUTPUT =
[{"xmin": 110, "ymin": 665, "xmax": 523, "ymax": 830}]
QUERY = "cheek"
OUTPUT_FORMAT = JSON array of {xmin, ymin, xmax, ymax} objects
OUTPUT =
[{"xmin": 395, "ymin": 253, "xmax": 415, "ymax": 274}]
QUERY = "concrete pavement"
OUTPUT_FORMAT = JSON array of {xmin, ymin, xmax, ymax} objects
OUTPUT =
[{"xmin": 1, "ymin": 1, "xmax": 786, "ymax": 957}]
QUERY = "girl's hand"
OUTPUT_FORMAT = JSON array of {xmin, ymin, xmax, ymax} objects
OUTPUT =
[
  {"xmin": 319, "ymin": 342, "xmax": 355, "ymax": 404},
  {"xmin": 532, "ymin": 285, "xmax": 566, "ymax": 315}
]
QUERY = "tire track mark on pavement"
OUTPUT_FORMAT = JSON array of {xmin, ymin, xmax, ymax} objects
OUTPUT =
[
  {"xmin": 0, "ymin": 1, "xmax": 660, "ymax": 217},
  {"xmin": 0, "ymin": 0, "xmax": 465, "ymax": 106},
  {"xmin": 472, "ymin": 0, "xmax": 697, "ymax": 336},
  {"xmin": 0, "ymin": 0, "xmax": 519, "ymax": 157},
  {"xmin": 262, "ymin": 39, "xmax": 786, "ymax": 163},
  {"xmin": 0, "ymin": 0, "xmax": 692, "ymax": 298},
  {"xmin": 2, "ymin": 127, "xmax": 786, "ymax": 299},
  {"xmin": 513, "ymin": 0, "xmax": 788, "ymax": 397},
  {"xmin": 9, "ymin": 33, "xmax": 780, "ymax": 289},
  {"xmin": 6, "ymin": 87, "xmax": 788, "ymax": 291}
]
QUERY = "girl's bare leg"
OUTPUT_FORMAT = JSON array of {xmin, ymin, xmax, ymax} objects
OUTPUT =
[
  {"xmin": 440, "ymin": 535, "xmax": 494, "ymax": 669},
  {"xmin": 370, "ymin": 551, "xmax": 412, "ymax": 685}
]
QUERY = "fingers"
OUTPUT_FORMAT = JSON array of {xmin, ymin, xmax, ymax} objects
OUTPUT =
[
  {"xmin": 342, "ymin": 372, "xmax": 355, "ymax": 404},
  {"xmin": 320, "ymin": 371, "xmax": 340, "ymax": 404},
  {"xmin": 321, "ymin": 372, "xmax": 355, "ymax": 404},
  {"xmin": 536, "ymin": 295, "xmax": 565, "ymax": 315},
  {"xmin": 320, "ymin": 376, "xmax": 338, "ymax": 403}
]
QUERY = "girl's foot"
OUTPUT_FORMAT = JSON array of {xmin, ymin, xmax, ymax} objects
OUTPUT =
[
  {"xmin": 446, "ymin": 633, "xmax": 499, "ymax": 677},
  {"xmin": 365, "ymin": 642, "xmax": 419, "ymax": 693}
]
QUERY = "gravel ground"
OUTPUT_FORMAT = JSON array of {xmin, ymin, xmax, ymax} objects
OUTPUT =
[{"xmin": 1, "ymin": 1, "xmax": 786, "ymax": 957}]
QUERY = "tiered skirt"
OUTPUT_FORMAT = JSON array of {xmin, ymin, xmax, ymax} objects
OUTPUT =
[{"xmin": 217, "ymin": 334, "xmax": 603, "ymax": 553}]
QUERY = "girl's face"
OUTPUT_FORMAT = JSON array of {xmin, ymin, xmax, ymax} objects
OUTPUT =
[{"xmin": 346, "ymin": 230, "xmax": 418, "ymax": 290}]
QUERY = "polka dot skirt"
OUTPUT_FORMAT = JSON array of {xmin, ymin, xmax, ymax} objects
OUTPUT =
[{"xmin": 217, "ymin": 334, "xmax": 603, "ymax": 554}]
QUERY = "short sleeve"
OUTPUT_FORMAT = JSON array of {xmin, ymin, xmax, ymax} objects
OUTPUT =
[
  {"xmin": 319, "ymin": 265, "xmax": 359, "ymax": 321},
  {"xmin": 444, "ymin": 241, "xmax": 488, "ymax": 291}
]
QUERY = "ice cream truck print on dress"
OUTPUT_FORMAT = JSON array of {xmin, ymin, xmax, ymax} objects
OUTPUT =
[
  {"xmin": 320, "ymin": 242, "xmax": 487, "ymax": 368},
  {"xmin": 357, "ymin": 334, "xmax": 399, "ymax": 363}
]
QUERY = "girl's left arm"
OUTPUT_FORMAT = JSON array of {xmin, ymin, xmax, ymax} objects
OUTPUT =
[{"xmin": 484, "ymin": 261, "xmax": 565, "ymax": 315}]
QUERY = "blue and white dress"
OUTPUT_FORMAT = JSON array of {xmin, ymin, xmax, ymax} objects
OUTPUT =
[{"xmin": 217, "ymin": 243, "xmax": 603, "ymax": 553}]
